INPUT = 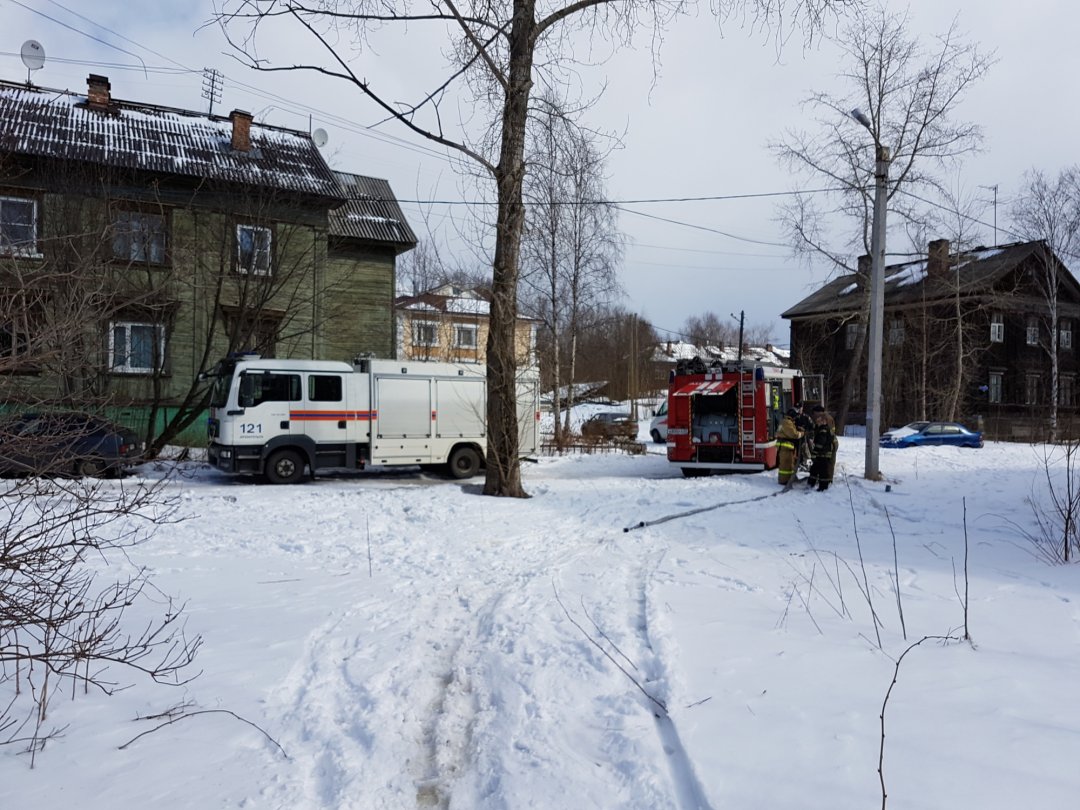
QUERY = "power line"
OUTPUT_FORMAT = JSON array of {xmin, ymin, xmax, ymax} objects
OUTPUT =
[
  {"xmin": 895, "ymin": 187, "xmax": 1024, "ymax": 244},
  {"xmin": 615, "ymin": 206, "xmax": 791, "ymax": 248},
  {"xmin": 0, "ymin": 50, "xmax": 191, "ymax": 74},
  {"xmin": 7, "ymin": 0, "xmax": 149, "ymax": 76},
  {"xmin": 41, "ymin": 0, "xmax": 193, "ymax": 72}
]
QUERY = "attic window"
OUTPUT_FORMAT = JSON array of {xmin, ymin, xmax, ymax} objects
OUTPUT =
[
  {"xmin": 1060, "ymin": 320, "xmax": 1072, "ymax": 350},
  {"xmin": 0, "ymin": 196, "xmax": 39, "ymax": 257}
]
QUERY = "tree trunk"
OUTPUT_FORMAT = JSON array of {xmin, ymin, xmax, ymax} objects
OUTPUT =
[{"xmin": 483, "ymin": 2, "xmax": 535, "ymax": 498}]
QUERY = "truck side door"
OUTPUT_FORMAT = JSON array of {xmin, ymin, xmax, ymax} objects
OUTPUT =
[
  {"xmin": 232, "ymin": 371, "xmax": 301, "ymax": 445},
  {"xmin": 299, "ymin": 373, "xmax": 349, "ymax": 447}
]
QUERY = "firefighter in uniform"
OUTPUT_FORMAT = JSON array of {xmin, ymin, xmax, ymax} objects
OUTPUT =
[
  {"xmin": 806, "ymin": 405, "xmax": 838, "ymax": 492},
  {"xmin": 774, "ymin": 408, "xmax": 803, "ymax": 486},
  {"xmin": 794, "ymin": 404, "xmax": 815, "ymax": 473}
]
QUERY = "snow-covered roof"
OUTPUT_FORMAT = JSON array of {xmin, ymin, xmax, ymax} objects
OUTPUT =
[
  {"xmin": 395, "ymin": 286, "xmax": 495, "ymax": 318},
  {"xmin": 0, "ymin": 80, "xmax": 342, "ymax": 201},
  {"xmin": 653, "ymin": 340, "xmax": 789, "ymax": 367},
  {"xmin": 329, "ymin": 172, "xmax": 417, "ymax": 249},
  {"xmin": 783, "ymin": 241, "xmax": 1067, "ymax": 320}
]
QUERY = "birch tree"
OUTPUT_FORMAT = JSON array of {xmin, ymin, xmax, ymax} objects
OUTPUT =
[{"xmin": 521, "ymin": 97, "xmax": 622, "ymax": 446}]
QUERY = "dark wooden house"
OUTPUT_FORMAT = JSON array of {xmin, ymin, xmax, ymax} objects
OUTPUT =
[{"xmin": 781, "ymin": 239, "xmax": 1080, "ymax": 439}]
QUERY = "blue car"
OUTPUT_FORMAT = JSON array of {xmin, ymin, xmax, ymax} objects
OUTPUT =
[{"xmin": 879, "ymin": 421, "xmax": 983, "ymax": 449}]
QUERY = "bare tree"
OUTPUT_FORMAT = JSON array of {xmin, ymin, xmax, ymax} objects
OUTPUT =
[
  {"xmin": 774, "ymin": 3, "xmax": 993, "ymax": 428},
  {"xmin": 0, "ymin": 471, "xmax": 200, "ymax": 761},
  {"xmin": 572, "ymin": 304, "xmax": 657, "ymax": 401},
  {"xmin": 682, "ymin": 312, "xmax": 736, "ymax": 350},
  {"xmin": 215, "ymin": 0, "xmax": 857, "ymax": 496},
  {"xmin": 1010, "ymin": 167, "xmax": 1080, "ymax": 441},
  {"xmin": 521, "ymin": 95, "xmax": 622, "ymax": 445}
]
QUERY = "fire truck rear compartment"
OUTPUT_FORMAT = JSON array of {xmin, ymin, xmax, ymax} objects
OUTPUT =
[{"xmin": 692, "ymin": 391, "xmax": 740, "ymax": 463}]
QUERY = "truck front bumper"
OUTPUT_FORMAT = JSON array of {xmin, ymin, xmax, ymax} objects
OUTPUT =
[{"xmin": 207, "ymin": 443, "xmax": 264, "ymax": 475}]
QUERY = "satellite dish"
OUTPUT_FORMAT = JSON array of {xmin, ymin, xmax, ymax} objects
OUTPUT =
[
  {"xmin": 312, "ymin": 128, "xmax": 329, "ymax": 148},
  {"xmin": 20, "ymin": 40, "xmax": 46, "ymax": 73}
]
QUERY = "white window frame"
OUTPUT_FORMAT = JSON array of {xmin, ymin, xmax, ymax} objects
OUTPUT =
[
  {"xmin": 990, "ymin": 313, "xmax": 1004, "ymax": 343},
  {"xmin": 109, "ymin": 321, "xmax": 165, "ymax": 374},
  {"xmin": 453, "ymin": 323, "xmax": 478, "ymax": 349},
  {"xmin": 236, "ymin": 224, "xmax": 272, "ymax": 276},
  {"xmin": 412, "ymin": 320, "xmax": 438, "ymax": 348},
  {"xmin": 845, "ymin": 321, "xmax": 864, "ymax": 351},
  {"xmin": 1060, "ymin": 375, "xmax": 1075, "ymax": 407},
  {"xmin": 1026, "ymin": 373, "xmax": 1040, "ymax": 405},
  {"xmin": 1060, "ymin": 320, "xmax": 1073, "ymax": 350},
  {"xmin": 1026, "ymin": 317, "xmax": 1040, "ymax": 346},
  {"xmin": 988, "ymin": 371, "xmax": 1003, "ymax": 404},
  {"xmin": 887, "ymin": 319, "xmax": 905, "ymax": 346},
  {"xmin": 0, "ymin": 195, "xmax": 39, "ymax": 258},
  {"xmin": 113, "ymin": 210, "xmax": 167, "ymax": 264}
]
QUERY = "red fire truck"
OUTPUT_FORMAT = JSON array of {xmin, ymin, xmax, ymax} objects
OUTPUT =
[{"xmin": 665, "ymin": 357, "xmax": 822, "ymax": 477}]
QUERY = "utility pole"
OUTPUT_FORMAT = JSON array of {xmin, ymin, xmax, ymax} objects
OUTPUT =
[
  {"xmin": 851, "ymin": 108, "xmax": 891, "ymax": 481},
  {"xmin": 732, "ymin": 310, "xmax": 745, "ymax": 367}
]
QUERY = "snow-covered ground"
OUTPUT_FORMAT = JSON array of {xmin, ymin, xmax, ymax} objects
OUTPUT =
[{"xmin": 4, "ymin": 419, "xmax": 1079, "ymax": 809}]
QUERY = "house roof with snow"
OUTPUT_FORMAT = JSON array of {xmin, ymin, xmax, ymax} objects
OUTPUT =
[
  {"xmin": 652, "ymin": 340, "xmax": 790, "ymax": 367},
  {"xmin": 396, "ymin": 285, "xmax": 491, "ymax": 317},
  {"xmin": 0, "ymin": 76, "xmax": 343, "ymax": 202},
  {"xmin": 781, "ymin": 240, "xmax": 1078, "ymax": 320},
  {"xmin": 329, "ymin": 171, "xmax": 417, "ymax": 250}
]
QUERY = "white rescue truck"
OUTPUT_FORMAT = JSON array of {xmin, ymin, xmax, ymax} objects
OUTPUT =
[{"xmin": 202, "ymin": 354, "xmax": 540, "ymax": 483}]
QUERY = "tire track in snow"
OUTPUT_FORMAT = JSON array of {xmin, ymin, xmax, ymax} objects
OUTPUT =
[{"xmin": 633, "ymin": 554, "xmax": 716, "ymax": 810}]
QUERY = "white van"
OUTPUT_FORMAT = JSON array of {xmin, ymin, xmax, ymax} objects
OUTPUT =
[{"xmin": 649, "ymin": 399, "xmax": 668, "ymax": 443}]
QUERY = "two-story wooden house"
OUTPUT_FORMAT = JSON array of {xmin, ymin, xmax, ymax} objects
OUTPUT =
[
  {"xmin": 0, "ymin": 74, "xmax": 416, "ymax": 447},
  {"xmin": 782, "ymin": 239, "xmax": 1080, "ymax": 439},
  {"xmin": 394, "ymin": 284, "xmax": 537, "ymax": 365}
]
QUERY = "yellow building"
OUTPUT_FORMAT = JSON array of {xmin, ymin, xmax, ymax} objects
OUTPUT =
[{"xmin": 395, "ymin": 285, "xmax": 537, "ymax": 365}]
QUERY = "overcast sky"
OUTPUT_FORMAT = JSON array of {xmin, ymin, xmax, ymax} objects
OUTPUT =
[{"xmin": 3, "ymin": 0, "xmax": 1077, "ymax": 343}]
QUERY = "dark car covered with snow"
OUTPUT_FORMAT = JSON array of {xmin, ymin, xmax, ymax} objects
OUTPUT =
[{"xmin": 0, "ymin": 411, "xmax": 145, "ymax": 477}]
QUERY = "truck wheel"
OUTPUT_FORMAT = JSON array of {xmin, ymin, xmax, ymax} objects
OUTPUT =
[
  {"xmin": 650, "ymin": 429, "xmax": 663, "ymax": 444},
  {"xmin": 75, "ymin": 458, "xmax": 108, "ymax": 478},
  {"xmin": 266, "ymin": 449, "xmax": 306, "ymax": 484},
  {"xmin": 447, "ymin": 446, "xmax": 481, "ymax": 479}
]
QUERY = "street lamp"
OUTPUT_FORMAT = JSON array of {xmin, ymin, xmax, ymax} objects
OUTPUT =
[{"xmin": 850, "ymin": 108, "xmax": 890, "ymax": 481}]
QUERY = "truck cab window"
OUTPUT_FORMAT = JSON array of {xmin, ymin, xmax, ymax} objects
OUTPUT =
[
  {"xmin": 308, "ymin": 374, "xmax": 343, "ymax": 402},
  {"xmin": 239, "ymin": 372, "xmax": 300, "ymax": 407}
]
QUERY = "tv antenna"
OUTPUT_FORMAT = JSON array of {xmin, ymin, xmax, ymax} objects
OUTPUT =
[
  {"xmin": 312, "ymin": 128, "xmax": 329, "ymax": 148},
  {"xmin": 979, "ymin": 184, "xmax": 999, "ymax": 246},
  {"xmin": 20, "ymin": 40, "xmax": 46, "ymax": 86},
  {"xmin": 202, "ymin": 68, "xmax": 223, "ymax": 116}
]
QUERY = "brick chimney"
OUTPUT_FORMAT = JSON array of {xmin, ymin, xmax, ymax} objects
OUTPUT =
[
  {"xmin": 928, "ymin": 239, "xmax": 951, "ymax": 275},
  {"xmin": 857, "ymin": 254, "xmax": 871, "ymax": 276},
  {"xmin": 86, "ymin": 74, "xmax": 112, "ymax": 110},
  {"xmin": 229, "ymin": 109, "xmax": 254, "ymax": 152}
]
